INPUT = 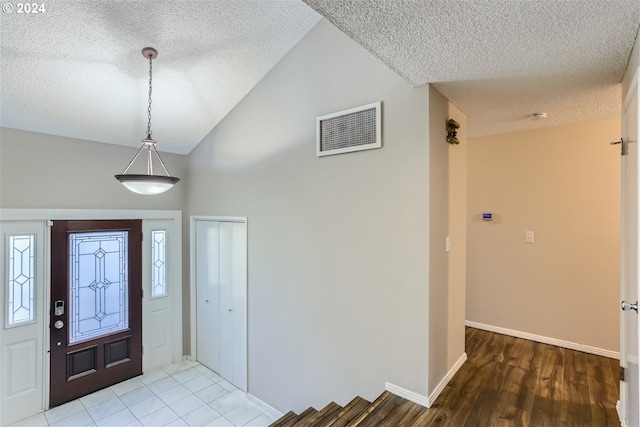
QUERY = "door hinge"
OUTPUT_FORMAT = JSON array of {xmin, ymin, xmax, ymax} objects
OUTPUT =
[
  {"xmin": 620, "ymin": 365, "xmax": 625, "ymax": 382},
  {"xmin": 141, "ymin": 232, "xmax": 144, "ymax": 241},
  {"xmin": 610, "ymin": 138, "xmax": 628, "ymax": 156},
  {"xmin": 46, "ymin": 220, "xmax": 54, "ymax": 227}
]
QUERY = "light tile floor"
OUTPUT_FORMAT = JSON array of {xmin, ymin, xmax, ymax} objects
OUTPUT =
[{"xmin": 11, "ymin": 361, "xmax": 277, "ymax": 427}]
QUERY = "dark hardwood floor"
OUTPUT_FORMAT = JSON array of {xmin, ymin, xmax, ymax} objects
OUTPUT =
[
  {"xmin": 271, "ymin": 327, "xmax": 621, "ymax": 426},
  {"xmin": 414, "ymin": 327, "xmax": 620, "ymax": 426}
]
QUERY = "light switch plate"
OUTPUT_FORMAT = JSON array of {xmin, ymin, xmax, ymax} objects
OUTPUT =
[{"xmin": 525, "ymin": 231, "xmax": 534, "ymax": 243}]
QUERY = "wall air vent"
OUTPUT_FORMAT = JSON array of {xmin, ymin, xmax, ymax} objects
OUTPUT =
[{"xmin": 316, "ymin": 101, "xmax": 381, "ymax": 157}]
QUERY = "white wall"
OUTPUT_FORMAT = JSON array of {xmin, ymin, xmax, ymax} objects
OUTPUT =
[
  {"xmin": 0, "ymin": 128, "xmax": 187, "ymax": 210},
  {"xmin": 466, "ymin": 118, "xmax": 621, "ymax": 352},
  {"xmin": 187, "ymin": 19, "xmax": 434, "ymax": 412}
]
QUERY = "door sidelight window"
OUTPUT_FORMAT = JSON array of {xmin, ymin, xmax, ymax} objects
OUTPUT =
[{"xmin": 6, "ymin": 234, "xmax": 36, "ymax": 327}]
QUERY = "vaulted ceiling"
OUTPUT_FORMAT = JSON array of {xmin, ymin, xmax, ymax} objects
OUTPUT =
[{"xmin": 1, "ymin": 1, "xmax": 638, "ymax": 154}]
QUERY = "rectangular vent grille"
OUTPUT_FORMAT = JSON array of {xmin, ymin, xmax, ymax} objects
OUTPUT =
[{"xmin": 317, "ymin": 101, "xmax": 381, "ymax": 157}]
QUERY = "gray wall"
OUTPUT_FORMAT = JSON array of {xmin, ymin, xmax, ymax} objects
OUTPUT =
[
  {"xmin": 427, "ymin": 87, "xmax": 469, "ymax": 394},
  {"xmin": 0, "ymin": 18, "xmax": 468, "ymax": 415},
  {"xmin": 428, "ymin": 87, "xmax": 450, "ymax": 393},
  {"xmin": 186, "ymin": 19, "xmax": 436, "ymax": 412},
  {"xmin": 0, "ymin": 128, "xmax": 187, "ymax": 210},
  {"xmin": 446, "ymin": 102, "xmax": 468, "ymax": 373}
]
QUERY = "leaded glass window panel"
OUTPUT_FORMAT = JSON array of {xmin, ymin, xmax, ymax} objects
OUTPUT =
[
  {"xmin": 69, "ymin": 231, "xmax": 129, "ymax": 344},
  {"xmin": 7, "ymin": 235, "xmax": 36, "ymax": 326},
  {"xmin": 151, "ymin": 230, "xmax": 167, "ymax": 298}
]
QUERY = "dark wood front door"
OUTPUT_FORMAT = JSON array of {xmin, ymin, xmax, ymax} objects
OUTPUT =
[{"xmin": 50, "ymin": 220, "xmax": 142, "ymax": 407}]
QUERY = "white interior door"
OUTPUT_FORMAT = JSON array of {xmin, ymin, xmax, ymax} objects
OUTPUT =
[
  {"xmin": 621, "ymin": 69, "xmax": 639, "ymax": 427},
  {"xmin": 196, "ymin": 220, "xmax": 221, "ymax": 373},
  {"xmin": 0, "ymin": 221, "xmax": 46, "ymax": 425},
  {"xmin": 225, "ymin": 221, "xmax": 247, "ymax": 387},
  {"xmin": 194, "ymin": 219, "xmax": 247, "ymax": 391}
]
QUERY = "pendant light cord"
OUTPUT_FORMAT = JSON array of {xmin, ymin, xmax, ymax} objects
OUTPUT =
[{"xmin": 147, "ymin": 55, "xmax": 153, "ymax": 138}]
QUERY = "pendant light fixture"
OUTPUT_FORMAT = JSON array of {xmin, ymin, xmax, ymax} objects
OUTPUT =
[{"xmin": 115, "ymin": 47, "xmax": 180, "ymax": 195}]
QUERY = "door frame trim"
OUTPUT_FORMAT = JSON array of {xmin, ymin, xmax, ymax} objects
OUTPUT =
[
  {"xmin": 189, "ymin": 215, "xmax": 247, "ymax": 384},
  {"xmin": 624, "ymin": 67, "xmax": 638, "ymax": 112},
  {"xmin": 619, "ymin": 65, "xmax": 639, "ymax": 427},
  {"xmin": 0, "ymin": 209, "xmax": 182, "ymax": 413}
]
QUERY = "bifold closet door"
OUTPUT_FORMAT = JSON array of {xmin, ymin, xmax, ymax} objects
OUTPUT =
[{"xmin": 195, "ymin": 220, "xmax": 247, "ymax": 391}]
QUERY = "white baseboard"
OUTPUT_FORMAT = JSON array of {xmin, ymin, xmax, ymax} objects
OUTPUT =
[
  {"xmin": 247, "ymin": 393, "xmax": 284, "ymax": 419},
  {"xmin": 466, "ymin": 320, "xmax": 620, "ymax": 360},
  {"xmin": 427, "ymin": 352, "xmax": 467, "ymax": 406},
  {"xmin": 386, "ymin": 352, "xmax": 467, "ymax": 409},
  {"xmin": 385, "ymin": 382, "xmax": 430, "ymax": 408},
  {"xmin": 617, "ymin": 400, "xmax": 624, "ymax": 427}
]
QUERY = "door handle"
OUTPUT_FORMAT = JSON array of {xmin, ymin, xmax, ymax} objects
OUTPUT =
[
  {"xmin": 621, "ymin": 301, "xmax": 638, "ymax": 312},
  {"xmin": 53, "ymin": 320, "xmax": 64, "ymax": 329}
]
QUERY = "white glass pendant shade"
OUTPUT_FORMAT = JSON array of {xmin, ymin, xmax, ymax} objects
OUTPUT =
[
  {"xmin": 115, "ymin": 174, "xmax": 180, "ymax": 195},
  {"xmin": 115, "ymin": 139, "xmax": 180, "ymax": 195}
]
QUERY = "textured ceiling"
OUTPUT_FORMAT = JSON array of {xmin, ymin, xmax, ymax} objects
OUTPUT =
[
  {"xmin": 1, "ymin": 1, "xmax": 639, "ymax": 155},
  {"xmin": 0, "ymin": 1, "xmax": 321, "ymax": 154},
  {"xmin": 304, "ymin": 0, "xmax": 640, "ymax": 138}
]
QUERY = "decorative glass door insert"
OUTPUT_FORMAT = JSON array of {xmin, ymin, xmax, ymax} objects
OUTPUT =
[
  {"xmin": 151, "ymin": 230, "xmax": 167, "ymax": 298},
  {"xmin": 68, "ymin": 231, "xmax": 129, "ymax": 344}
]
